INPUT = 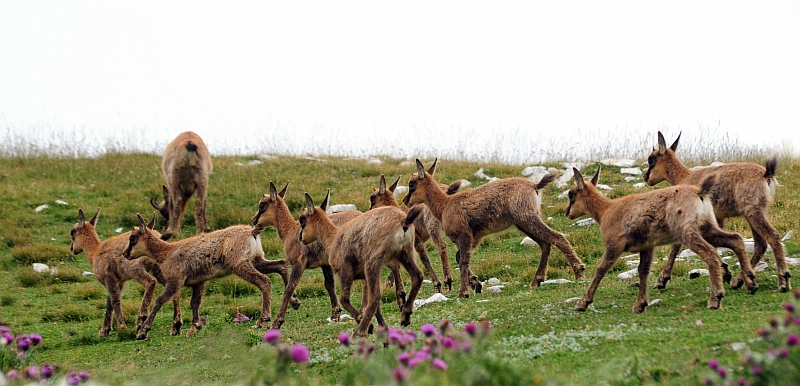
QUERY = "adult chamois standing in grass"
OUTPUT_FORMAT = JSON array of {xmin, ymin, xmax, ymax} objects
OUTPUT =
[
  {"xmin": 565, "ymin": 166, "xmax": 757, "ymax": 313},
  {"xmin": 151, "ymin": 131, "xmax": 213, "ymax": 234},
  {"xmin": 122, "ymin": 213, "xmax": 290, "ymax": 340},
  {"xmin": 299, "ymin": 191, "xmax": 425, "ymax": 338},
  {"xmin": 251, "ymin": 181, "xmax": 392, "ymax": 329},
  {"xmin": 369, "ymin": 174, "xmax": 463, "ymax": 292},
  {"xmin": 69, "ymin": 209, "xmax": 181, "ymax": 336},
  {"xmin": 403, "ymin": 159, "xmax": 586, "ymax": 299},
  {"xmin": 643, "ymin": 131, "xmax": 788, "ymax": 291}
]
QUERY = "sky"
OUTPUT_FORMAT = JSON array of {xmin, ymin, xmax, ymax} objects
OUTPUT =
[{"xmin": 1, "ymin": 1, "xmax": 798, "ymax": 162}]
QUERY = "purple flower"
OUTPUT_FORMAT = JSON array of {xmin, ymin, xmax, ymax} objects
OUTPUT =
[
  {"xmin": 40, "ymin": 363, "xmax": 55, "ymax": 378},
  {"xmin": 67, "ymin": 373, "xmax": 82, "ymax": 385},
  {"xmin": 388, "ymin": 328, "xmax": 405, "ymax": 347},
  {"xmin": 408, "ymin": 357, "xmax": 423, "ymax": 368},
  {"xmin": 29, "ymin": 333, "xmax": 42, "ymax": 346},
  {"xmin": 751, "ymin": 365, "xmax": 762, "ymax": 376},
  {"xmin": 25, "ymin": 365, "xmax": 38, "ymax": 379},
  {"xmin": 784, "ymin": 302, "xmax": 796, "ymax": 313},
  {"xmin": 708, "ymin": 359, "xmax": 719, "ymax": 370},
  {"xmin": 404, "ymin": 330, "xmax": 416, "ymax": 343},
  {"xmin": 788, "ymin": 333, "xmax": 799, "ymax": 346},
  {"xmin": 1, "ymin": 331, "xmax": 13, "ymax": 345},
  {"xmin": 290, "ymin": 343, "xmax": 309, "ymax": 363},
  {"xmin": 338, "ymin": 332, "xmax": 351, "ymax": 346},
  {"xmin": 16, "ymin": 335, "xmax": 31, "ymax": 351},
  {"xmin": 757, "ymin": 328, "xmax": 770, "ymax": 337},
  {"xmin": 262, "ymin": 329, "xmax": 281, "ymax": 345},
  {"xmin": 717, "ymin": 367, "xmax": 727, "ymax": 378},
  {"xmin": 414, "ymin": 350, "xmax": 431, "ymax": 361},
  {"xmin": 432, "ymin": 358, "xmax": 448, "ymax": 371},
  {"xmin": 464, "ymin": 322, "xmax": 477, "ymax": 336},
  {"xmin": 779, "ymin": 348, "xmax": 789, "ymax": 358},
  {"xmin": 440, "ymin": 336, "xmax": 455, "ymax": 349},
  {"xmin": 200, "ymin": 315, "xmax": 207, "ymax": 325},
  {"xmin": 396, "ymin": 351, "xmax": 411, "ymax": 364},
  {"xmin": 738, "ymin": 378, "xmax": 746, "ymax": 386},
  {"xmin": 420, "ymin": 324, "xmax": 436, "ymax": 336},
  {"xmin": 0, "ymin": 326, "xmax": 9, "ymax": 334},
  {"xmin": 392, "ymin": 366, "xmax": 408, "ymax": 383},
  {"xmin": 78, "ymin": 370, "xmax": 91, "ymax": 381},
  {"xmin": 6, "ymin": 370, "xmax": 19, "ymax": 381},
  {"xmin": 463, "ymin": 341, "xmax": 473, "ymax": 352}
]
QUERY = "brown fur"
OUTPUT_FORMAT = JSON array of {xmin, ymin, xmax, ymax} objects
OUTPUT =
[
  {"xmin": 69, "ymin": 209, "xmax": 181, "ymax": 337},
  {"xmin": 122, "ymin": 214, "xmax": 288, "ymax": 340},
  {"xmin": 151, "ymin": 131, "xmax": 213, "ymax": 234},
  {"xmin": 643, "ymin": 131, "xmax": 788, "ymax": 291},
  {"xmin": 369, "ymin": 175, "xmax": 463, "ymax": 292},
  {"xmin": 299, "ymin": 191, "xmax": 424, "ymax": 338},
  {"xmin": 565, "ymin": 166, "xmax": 757, "ymax": 313},
  {"xmin": 403, "ymin": 159, "xmax": 586, "ymax": 298}
]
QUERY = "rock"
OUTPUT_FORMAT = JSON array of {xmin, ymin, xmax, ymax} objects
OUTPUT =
[
  {"xmin": 413, "ymin": 293, "xmax": 450, "ymax": 310},
  {"xmin": 571, "ymin": 218, "xmax": 596, "ymax": 227},
  {"xmin": 562, "ymin": 162, "xmax": 585, "ymax": 171},
  {"xmin": 541, "ymin": 279, "xmax": 571, "ymax": 285},
  {"xmin": 422, "ymin": 280, "xmax": 432, "ymax": 284},
  {"xmin": 521, "ymin": 166, "xmax": 547, "ymax": 178},
  {"xmin": 648, "ymin": 299, "xmax": 662, "ymax": 306},
  {"xmin": 115, "ymin": 227, "xmax": 124, "ymax": 233},
  {"xmin": 633, "ymin": 183, "xmax": 647, "ymax": 189},
  {"xmin": 485, "ymin": 285, "xmax": 504, "ymax": 293},
  {"xmin": 617, "ymin": 268, "xmax": 638, "ymax": 280},
  {"xmin": 555, "ymin": 168, "xmax": 575, "ymax": 189},
  {"xmin": 731, "ymin": 342, "xmax": 747, "ymax": 351},
  {"xmin": 82, "ymin": 271, "xmax": 94, "ymax": 276},
  {"xmin": 754, "ymin": 261, "xmax": 768, "ymax": 272},
  {"xmin": 564, "ymin": 297, "xmax": 581, "ymax": 304},
  {"xmin": 34, "ymin": 204, "xmax": 49, "ymax": 213},
  {"xmin": 55, "ymin": 200, "xmax": 69, "ymax": 206},
  {"xmin": 475, "ymin": 168, "xmax": 499, "ymax": 182},
  {"xmin": 624, "ymin": 176, "xmax": 639, "ymax": 182},
  {"xmin": 600, "ymin": 158, "xmax": 636, "ymax": 168},
  {"xmin": 688, "ymin": 269, "xmax": 709, "ymax": 279},
  {"xmin": 366, "ymin": 158, "xmax": 383, "ymax": 165},
  {"xmin": 486, "ymin": 277, "xmax": 501, "ymax": 286},
  {"xmin": 521, "ymin": 237, "xmax": 539, "ymax": 247},
  {"xmin": 327, "ymin": 204, "xmax": 358, "ymax": 214},
  {"xmin": 620, "ymin": 167, "xmax": 642, "ymax": 176},
  {"xmin": 33, "ymin": 263, "xmax": 50, "ymax": 273},
  {"xmin": 558, "ymin": 189, "xmax": 570, "ymax": 200},
  {"xmin": 596, "ymin": 184, "xmax": 612, "ymax": 191},
  {"xmin": 392, "ymin": 186, "xmax": 409, "ymax": 197}
]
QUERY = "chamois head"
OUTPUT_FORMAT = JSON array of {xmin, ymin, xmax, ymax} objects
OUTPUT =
[
  {"xmin": 122, "ymin": 212, "xmax": 163, "ymax": 260},
  {"xmin": 643, "ymin": 131, "xmax": 681, "ymax": 186},
  {"xmin": 150, "ymin": 185, "xmax": 171, "ymax": 222},
  {"xmin": 369, "ymin": 175, "xmax": 401, "ymax": 210},
  {"xmin": 402, "ymin": 158, "xmax": 438, "ymax": 206},
  {"xmin": 69, "ymin": 208, "xmax": 100, "ymax": 255},
  {"xmin": 298, "ymin": 191, "xmax": 330, "ymax": 245},
  {"xmin": 251, "ymin": 181, "xmax": 289, "ymax": 228},
  {"xmin": 564, "ymin": 167, "xmax": 601, "ymax": 220}
]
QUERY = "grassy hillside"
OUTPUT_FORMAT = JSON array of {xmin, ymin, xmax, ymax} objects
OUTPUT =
[{"xmin": 0, "ymin": 153, "xmax": 798, "ymax": 385}]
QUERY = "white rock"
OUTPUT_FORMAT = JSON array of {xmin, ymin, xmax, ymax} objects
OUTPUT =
[
  {"xmin": 33, "ymin": 263, "xmax": 50, "ymax": 273},
  {"xmin": 633, "ymin": 183, "xmax": 647, "ymax": 189},
  {"xmin": 34, "ymin": 204, "xmax": 49, "ymax": 213},
  {"xmin": 564, "ymin": 297, "xmax": 581, "ymax": 304},
  {"xmin": 50, "ymin": 238, "xmax": 56, "ymax": 241},
  {"xmin": 458, "ymin": 179, "xmax": 472, "ymax": 188},
  {"xmin": 115, "ymin": 227, "xmax": 124, "ymax": 233},
  {"xmin": 413, "ymin": 293, "xmax": 450, "ymax": 310},
  {"xmin": 366, "ymin": 158, "xmax": 383, "ymax": 165},
  {"xmin": 754, "ymin": 261, "xmax": 768, "ymax": 272},
  {"xmin": 55, "ymin": 200, "xmax": 69, "ymax": 206},
  {"xmin": 327, "ymin": 314, "xmax": 355, "ymax": 323},
  {"xmin": 541, "ymin": 279, "xmax": 571, "ymax": 285},
  {"xmin": 688, "ymin": 269, "xmax": 710, "ymax": 278},
  {"xmin": 596, "ymin": 184, "xmax": 612, "ymax": 191},
  {"xmin": 327, "ymin": 204, "xmax": 358, "ymax": 214},
  {"xmin": 648, "ymin": 299, "xmax": 662, "ymax": 306},
  {"xmin": 486, "ymin": 277, "xmax": 501, "ymax": 286},
  {"xmin": 731, "ymin": 342, "xmax": 747, "ymax": 351},
  {"xmin": 782, "ymin": 230, "xmax": 792, "ymax": 242},
  {"xmin": 600, "ymin": 158, "xmax": 636, "ymax": 168},
  {"xmin": 399, "ymin": 160, "xmax": 413, "ymax": 167},
  {"xmin": 562, "ymin": 162, "xmax": 585, "ymax": 171},
  {"xmin": 571, "ymin": 218, "xmax": 596, "ymax": 227},
  {"xmin": 555, "ymin": 168, "xmax": 575, "ymax": 189},
  {"xmin": 558, "ymin": 189, "xmax": 570, "ymax": 200},
  {"xmin": 82, "ymin": 271, "xmax": 94, "ymax": 276},
  {"xmin": 392, "ymin": 186, "xmax": 409, "ymax": 197},
  {"xmin": 475, "ymin": 168, "xmax": 499, "ymax": 182},
  {"xmin": 547, "ymin": 217, "xmax": 553, "ymax": 221},
  {"xmin": 621, "ymin": 254, "xmax": 638, "ymax": 260},
  {"xmin": 624, "ymin": 176, "xmax": 639, "ymax": 182},
  {"xmin": 521, "ymin": 166, "xmax": 547, "ymax": 178},
  {"xmin": 422, "ymin": 280, "xmax": 432, "ymax": 284},
  {"xmin": 617, "ymin": 268, "xmax": 638, "ymax": 280},
  {"xmin": 620, "ymin": 167, "xmax": 642, "ymax": 176},
  {"xmin": 787, "ymin": 258, "xmax": 799, "ymax": 266},
  {"xmin": 625, "ymin": 260, "xmax": 639, "ymax": 268},
  {"xmin": 485, "ymin": 285, "xmax": 504, "ymax": 293},
  {"xmin": 521, "ymin": 237, "xmax": 539, "ymax": 247},
  {"xmin": 258, "ymin": 154, "xmax": 278, "ymax": 160},
  {"xmin": 476, "ymin": 300, "xmax": 490, "ymax": 303}
]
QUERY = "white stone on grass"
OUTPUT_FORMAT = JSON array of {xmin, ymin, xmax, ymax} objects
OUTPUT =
[
  {"xmin": 564, "ymin": 297, "xmax": 581, "ymax": 304},
  {"xmin": 34, "ymin": 204, "xmax": 49, "ymax": 213},
  {"xmin": 620, "ymin": 167, "xmax": 642, "ymax": 176},
  {"xmin": 624, "ymin": 176, "xmax": 638, "ymax": 182},
  {"xmin": 115, "ymin": 227, "xmax": 124, "ymax": 233},
  {"xmin": 596, "ymin": 184, "xmax": 612, "ymax": 191},
  {"xmin": 475, "ymin": 168, "xmax": 499, "ymax": 182},
  {"xmin": 413, "ymin": 293, "xmax": 450, "ymax": 310},
  {"xmin": 423, "ymin": 280, "xmax": 432, "ymax": 284},
  {"xmin": 392, "ymin": 186, "xmax": 409, "ymax": 197},
  {"xmin": 648, "ymin": 299, "xmax": 662, "ymax": 306},
  {"xmin": 55, "ymin": 200, "xmax": 69, "ymax": 206},
  {"xmin": 521, "ymin": 237, "xmax": 539, "ymax": 247},
  {"xmin": 633, "ymin": 183, "xmax": 646, "ymax": 189},
  {"xmin": 688, "ymin": 269, "xmax": 709, "ymax": 279},
  {"xmin": 485, "ymin": 285, "xmax": 504, "ymax": 293},
  {"xmin": 600, "ymin": 158, "xmax": 636, "ymax": 168},
  {"xmin": 82, "ymin": 271, "xmax": 94, "ymax": 276},
  {"xmin": 617, "ymin": 268, "xmax": 638, "ymax": 280},
  {"xmin": 366, "ymin": 158, "xmax": 383, "ymax": 165},
  {"xmin": 571, "ymin": 218, "xmax": 596, "ymax": 227},
  {"xmin": 521, "ymin": 166, "xmax": 547, "ymax": 178},
  {"xmin": 541, "ymin": 279, "xmax": 571, "ymax": 285},
  {"xmin": 326, "ymin": 204, "xmax": 358, "ymax": 214},
  {"xmin": 754, "ymin": 261, "xmax": 768, "ymax": 272}
]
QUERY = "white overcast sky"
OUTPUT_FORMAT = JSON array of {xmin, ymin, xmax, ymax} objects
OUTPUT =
[{"xmin": 1, "ymin": 1, "xmax": 798, "ymax": 160}]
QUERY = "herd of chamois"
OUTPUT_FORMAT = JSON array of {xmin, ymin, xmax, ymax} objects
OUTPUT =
[{"xmin": 69, "ymin": 131, "xmax": 786, "ymax": 339}]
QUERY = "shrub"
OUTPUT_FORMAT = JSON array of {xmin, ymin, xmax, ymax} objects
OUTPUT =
[{"xmin": 11, "ymin": 244, "xmax": 70, "ymax": 264}]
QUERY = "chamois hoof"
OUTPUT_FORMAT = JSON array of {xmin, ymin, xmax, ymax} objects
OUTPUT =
[
  {"xmin": 444, "ymin": 278, "xmax": 453, "ymax": 292},
  {"xmin": 433, "ymin": 282, "xmax": 442, "ymax": 294},
  {"xmin": 367, "ymin": 324, "xmax": 374, "ymax": 335},
  {"xmin": 574, "ymin": 299, "xmax": 591, "ymax": 312},
  {"xmin": 291, "ymin": 299, "xmax": 301, "ymax": 310},
  {"xmin": 747, "ymin": 284, "xmax": 758, "ymax": 295},
  {"xmin": 632, "ymin": 302, "xmax": 648, "ymax": 314},
  {"xmin": 707, "ymin": 293, "xmax": 724, "ymax": 310},
  {"xmin": 400, "ymin": 311, "xmax": 412, "ymax": 327},
  {"xmin": 530, "ymin": 278, "xmax": 544, "ymax": 289},
  {"xmin": 474, "ymin": 282, "xmax": 482, "ymax": 294},
  {"xmin": 575, "ymin": 265, "xmax": 587, "ymax": 280},
  {"xmin": 779, "ymin": 273, "xmax": 792, "ymax": 293},
  {"xmin": 270, "ymin": 319, "xmax": 284, "ymax": 330},
  {"xmin": 722, "ymin": 271, "xmax": 732, "ymax": 285},
  {"xmin": 98, "ymin": 328, "xmax": 111, "ymax": 337},
  {"xmin": 731, "ymin": 277, "xmax": 744, "ymax": 290},
  {"xmin": 171, "ymin": 321, "xmax": 182, "ymax": 336},
  {"xmin": 655, "ymin": 276, "xmax": 670, "ymax": 290},
  {"xmin": 135, "ymin": 332, "xmax": 148, "ymax": 340}
]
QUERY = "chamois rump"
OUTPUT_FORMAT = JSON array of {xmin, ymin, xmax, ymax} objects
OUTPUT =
[
  {"xmin": 403, "ymin": 159, "xmax": 586, "ymax": 299},
  {"xmin": 565, "ymin": 166, "xmax": 757, "ymax": 313},
  {"xmin": 299, "ymin": 191, "xmax": 425, "ymax": 338},
  {"xmin": 643, "ymin": 131, "xmax": 787, "ymax": 291}
]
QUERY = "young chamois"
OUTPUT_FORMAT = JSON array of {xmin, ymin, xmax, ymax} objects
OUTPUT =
[
  {"xmin": 299, "ymin": 191, "xmax": 425, "ymax": 338},
  {"xmin": 369, "ymin": 174, "xmax": 463, "ymax": 292},
  {"xmin": 69, "ymin": 209, "xmax": 181, "ymax": 336},
  {"xmin": 643, "ymin": 131, "xmax": 787, "ymax": 291},
  {"xmin": 565, "ymin": 167, "xmax": 757, "ymax": 313},
  {"xmin": 123, "ymin": 214, "xmax": 289, "ymax": 340},
  {"xmin": 403, "ymin": 159, "xmax": 586, "ymax": 299},
  {"xmin": 151, "ymin": 131, "xmax": 213, "ymax": 234}
]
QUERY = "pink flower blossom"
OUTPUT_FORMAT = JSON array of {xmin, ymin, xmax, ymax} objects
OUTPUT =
[
  {"xmin": 290, "ymin": 343, "xmax": 310, "ymax": 363},
  {"xmin": 262, "ymin": 329, "xmax": 281, "ymax": 345},
  {"xmin": 787, "ymin": 333, "xmax": 799, "ymax": 346},
  {"xmin": 432, "ymin": 358, "xmax": 448, "ymax": 371},
  {"xmin": 392, "ymin": 366, "xmax": 408, "ymax": 384},
  {"xmin": 338, "ymin": 332, "xmax": 351, "ymax": 346},
  {"xmin": 464, "ymin": 322, "xmax": 477, "ymax": 337},
  {"xmin": 708, "ymin": 359, "xmax": 719, "ymax": 370},
  {"xmin": 420, "ymin": 324, "xmax": 436, "ymax": 336}
]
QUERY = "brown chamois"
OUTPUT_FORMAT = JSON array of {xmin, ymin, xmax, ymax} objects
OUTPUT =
[
  {"xmin": 122, "ymin": 214, "xmax": 288, "ymax": 340},
  {"xmin": 403, "ymin": 159, "xmax": 586, "ymax": 299},
  {"xmin": 151, "ymin": 131, "xmax": 213, "ymax": 234},
  {"xmin": 643, "ymin": 131, "xmax": 787, "ymax": 291},
  {"xmin": 299, "ymin": 191, "xmax": 425, "ymax": 338},
  {"xmin": 565, "ymin": 166, "xmax": 757, "ymax": 313},
  {"xmin": 69, "ymin": 209, "xmax": 181, "ymax": 336},
  {"xmin": 369, "ymin": 174, "xmax": 463, "ymax": 292}
]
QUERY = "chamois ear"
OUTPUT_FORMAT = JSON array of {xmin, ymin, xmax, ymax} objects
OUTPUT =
[
  {"xmin": 78, "ymin": 208, "xmax": 86, "ymax": 228},
  {"xmin": 573, "ymin": 168, "xmax": 585, "ymax": 191},
  {"xmin": 147, "ymin": 212, "xmax": 156, "ymax": 229},
  {"xmin": 304, "ymin": 193, "xmax": 315, "ymax": 212},
  {"xmin": 657, "ymin": 131, "xmax": 667, "ymax": 155},
  {"xmin": 415, "ymin": 159, "xmax": 426, "ymax": 180},
  {"xmin": 389, "ymin": 176, "xmax": 401, "ymax": 192},
  {"xmin": 89, "ymin": 208, "xmax": 99, "ymax": 226},
  {"xmin": 320, "ymin": 190, "xmax": 330, "ymax": 211},
  {"xmin": 670, "ymin": 132, "xmax": 681, "ymax": 152},
  {"xmin": 269, "ymin": 182, "xmax": 278, "ymax": 202},
  {"xmin": 591, "ymin": 165, "xmax": 601, "ymax": 186},
  {"xmin": 379, "ymin": 175, "xmax": 387, "ymax": 195},
  {"xmin": 136, "ymin": 213, "xmax": 147, "ymax": 233},
  {"xmin": 428, "ymin": 158, "xmax": 438, "ymax": 175},
  {"xmin": 278, "ymin": 182, "xmax": 289, "ymax": 198}
]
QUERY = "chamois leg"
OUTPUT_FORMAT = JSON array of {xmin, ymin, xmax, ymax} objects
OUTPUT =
[
  {"xmin": 683, "ymin": 233, "xmax": 725, "ymax": 309},
  {"xmin": 455, "ymin": 236, "xmax": 478, "ymax": 299},
  {"xmin": 429, "ymin": 222, "xmax": 453, "ymax": 291},
  {"xmin": 107, "ymin": 278, "xmax": 127, "ymax": 331},
  {"xmin": 517, "ymin": 218, "xmax": 586, "ymax": 280},
  {"xmin": 134, "ymin": 272, "xmax": 157, "ymax": 331},
  {"xmin": 527, "ymin": 235, "xmax": 552, "ymax": 289},
  {"xmin": 271, "ymin": 259, "xmax": 306, "ymax": 330},
  {"xmin": 152, "ymin": 268, "xmax": 182, "ymax": 335},
  {"xmin": 195, "ymin": 182, "xmax": 210, "ymax": 233},
  {"xmin": 138, "ymin": 281, "xmax": 182, "ymax": 340},
  {"xmin": 253, "ymin": 257, "xmax": 297, "ymax": 309},
  {"xmin": 321, "ymin": 265, "xmax": 342, "ymax": 322},
  {"xmin": 100, "ymin": 296, "xmax": 113, "ymax": 337},
  {"xmin": 355, "ymin": 258, "xmax": 383, "ymax": 338},
  {"xmin": 338, "ymin": 266, "xmax": 361, "ymax": 322},
  {"xmin": 414, "ymin": 235, "xmax": 442, "ymax": 293},
  {"xmin": 398, "ymin": 248, "xmax": 424, "ymax": 327},
  {"xmin": 633, "ymin": 249, "xmax": 654, "ymax": 313},
  {"xmin": 715, "ymin": 218, "xmax": 733, "ymax": 285},
  {"xmin": 186, "ymin": 282, "xmax": 207, "ymax": 337},
  {"xmin": 232, "ymin": 265, "xmax": 273, "ymax": 328},
  {"xmin": 386, "ymin": 261, "xmax": 406, "ymax": 311},
  {"xmin": 706, "ymin": 227, "xmax": 757, "ymax": 294},
  {"xmin": 655, "ymin": 243, "xmax": 682, "ymax": 290},
  {"xmin": 746, "ymin": 212, "xmax": 789, "ymax": 291},
  {"xmin": 575, "ymin": 246, "xmax": 622, "ymax": 312}
]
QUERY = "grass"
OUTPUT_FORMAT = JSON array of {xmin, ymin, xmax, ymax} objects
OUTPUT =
[{"xmin": 0, "ymin": 149, "xmax": 797, "ymax": 385}]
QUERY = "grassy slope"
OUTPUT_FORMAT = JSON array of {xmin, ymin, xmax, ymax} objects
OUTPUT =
[{"xmin": 0, "ymin": 153, "xmax": 798, "ymax": 385}]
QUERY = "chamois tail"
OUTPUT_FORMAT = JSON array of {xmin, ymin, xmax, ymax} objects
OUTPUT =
[
  {"xmin": 403, "ymin": 205, "xmax": 425, "ymax": 232},
  {"xmin": 535, "ymin": 171, "xmax": 558, "ymax": 191},
  {"xmin": 764, "ymin": 155, "xmax": 778, "ymax": 180}
]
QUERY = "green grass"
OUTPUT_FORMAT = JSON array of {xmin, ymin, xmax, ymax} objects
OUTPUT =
[{"xmin": 0, "ymin": 152, "xmax": 798, "ymax": 385}]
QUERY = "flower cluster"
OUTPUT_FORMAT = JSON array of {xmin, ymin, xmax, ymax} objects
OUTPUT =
[
  {"xmin": 233, "ymin": 311, "xmax": 251, "ymax": 323},
  {"xmin": 1, "ymin": 325, "xmax": 91, "ymax": 384},
  {"xmin": 0, "ymin": 325, "xmax": 42, "ymax": 361},
  {"xmin": 262, "ymin": 329, "xmax": 310, "ymax": 364}
]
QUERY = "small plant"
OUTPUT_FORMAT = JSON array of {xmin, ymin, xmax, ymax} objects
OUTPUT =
[
  {"xmin": 0, "ymin": 324, "xmax": 91, "ymax": 384},
  {"xmin": 249, "ymin": 329, "xmax": 310, "ymax": 385}
]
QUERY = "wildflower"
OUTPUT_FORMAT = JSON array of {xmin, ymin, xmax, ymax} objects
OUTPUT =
[
  {"xmin": 388, "ymin": 328, "xmax": 405, "ymax": 347},
  {"xmin": 708, "ymin": 359, "xmax": 719, "ymax": 370},
  {"xmin": 16, "ymin": 335, "xmax": 31, "ymax": 351},
  {"xmin": 751, "ymin": 365, "xmax": 761, "ymax": 376},
  {"xmin": 787, "ymin": 333, "xmax": 799, "ymax": 346},
  {"xmin": 463, "ymin": 341, "xmax": 473, "ymax": 352},
  {"xmin": 66, "ymin": 372, "xmax": 82, "ymax": 385},
  {"xmin": 794, "ymin": 316, "xmax": 800, "ymax": 325},
  {"xmin": 234, "ymin": 311, "xmax": 249, "ymax": 323},
  {"xmin": 78, "ymin": 370, "xmax": 91, "ymax": 381},
  {"xmin": 0, "ymin": 326, "xmax": 8, "ymax": 334},
  {"xmin": 784, "ymin": 302, "xmax": 796, "ymax": 313},
  {"xmin": 770, "ymin": 317, "xmax": 779, "ymax": 328},
  {"xmin": 440, "ymin": 336, "xmax": 455, "ymax": 349},
  {"xmin": 408, "ymin": 357, "xmax": 423, "ymax": 368},
  {"xmin": 396, "ymin": 351, "xmax": 411, "ymax": 365},
  {"xmin": 420, "ymin": 324, "xmax": 436, "ymax": 337},
  {"xmin": 404, "ymin": 330, "xmax": 416, "ymax": 343},
  {"xmin": 290, "ymin": 343, "xmax": 309, "ymax": 363},
  {"xmin": 200, "ymin": 315, "xmax": 207, "ymax": 325},
  {"xmin": 717, "ymin": 367, "xmax": 727, "ymax": 378},
  {"xmin": 6, "ymin": 370, "xmax": 19, "ymax": 381},
  {"xmin": 737, "ymin": 378, "xmax": 746, "ymax": 386},
  {"xmin": 25, "ymin": 365, "xmax": 39, "ymax": 379},
  {"xmin": 392, "ymin": 366, "xmax": 408, "ymax": 384},
  {"xmin": 464, "ymin": 322, "xmax": 477, "ymax": 337},
  {"xmin": 338, "ymin": 332, "xmax": 351, "ymax": 346},
  {"xmin": 262, "ymin": 329, "xmax": 281, "ymax": 345},
  {"xmin": 41, "ymin": 363, "xmax": 55, "ymax": 378},
  {"xmin": 757, "ymin": 328, "xmax": 770, "ymax": 337},
  {"xmin": 1, "ymin": 331, "xmax": 13, "ymax": 345},
  {"xmin": 414, "ymin": 350, "xmax": 431, "ymax": 361},
  {"xmin": 779, "ymin": 348, "xmax": 789, "ymax": 358},
  {"xmin": 29, "ymin": 333, "xmax": 42, "ymax": 346},
  {"xmin": 432, "ymin": 358, "xmax": 448, "ymax": 371}
]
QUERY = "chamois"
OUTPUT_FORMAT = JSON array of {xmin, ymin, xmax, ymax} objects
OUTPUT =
[
  {"xmin": 251, "ymin": 181, "xmax": 381, "ymax": 329},
  {"xmin": 299, "ymin": 191, "xmax": 425, "ymax": 338},
  {"xmin": 565, "ymin": 167, "xmax": 757, "ymax": 313},
  {"xmin": 69, "ymin": 209, "xmax": 181, "ymax": 336},
  {"xmin": 643, "ymin": 131, "xmax": 787, "ymax": 291},
  {"xmin": 369, "ymin": 174, "xmax": 463, "ymax": 292},
  {"xmin": 403, "ymin": 159, "xmax": 586, "ymax": 299},
  {"xmin": 151, "ymin": 131, "xmax": 213, "ymax": 234},
  {"xmin": 123, "ymin": 214, "xmax": 288, "ymax": 339}
]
